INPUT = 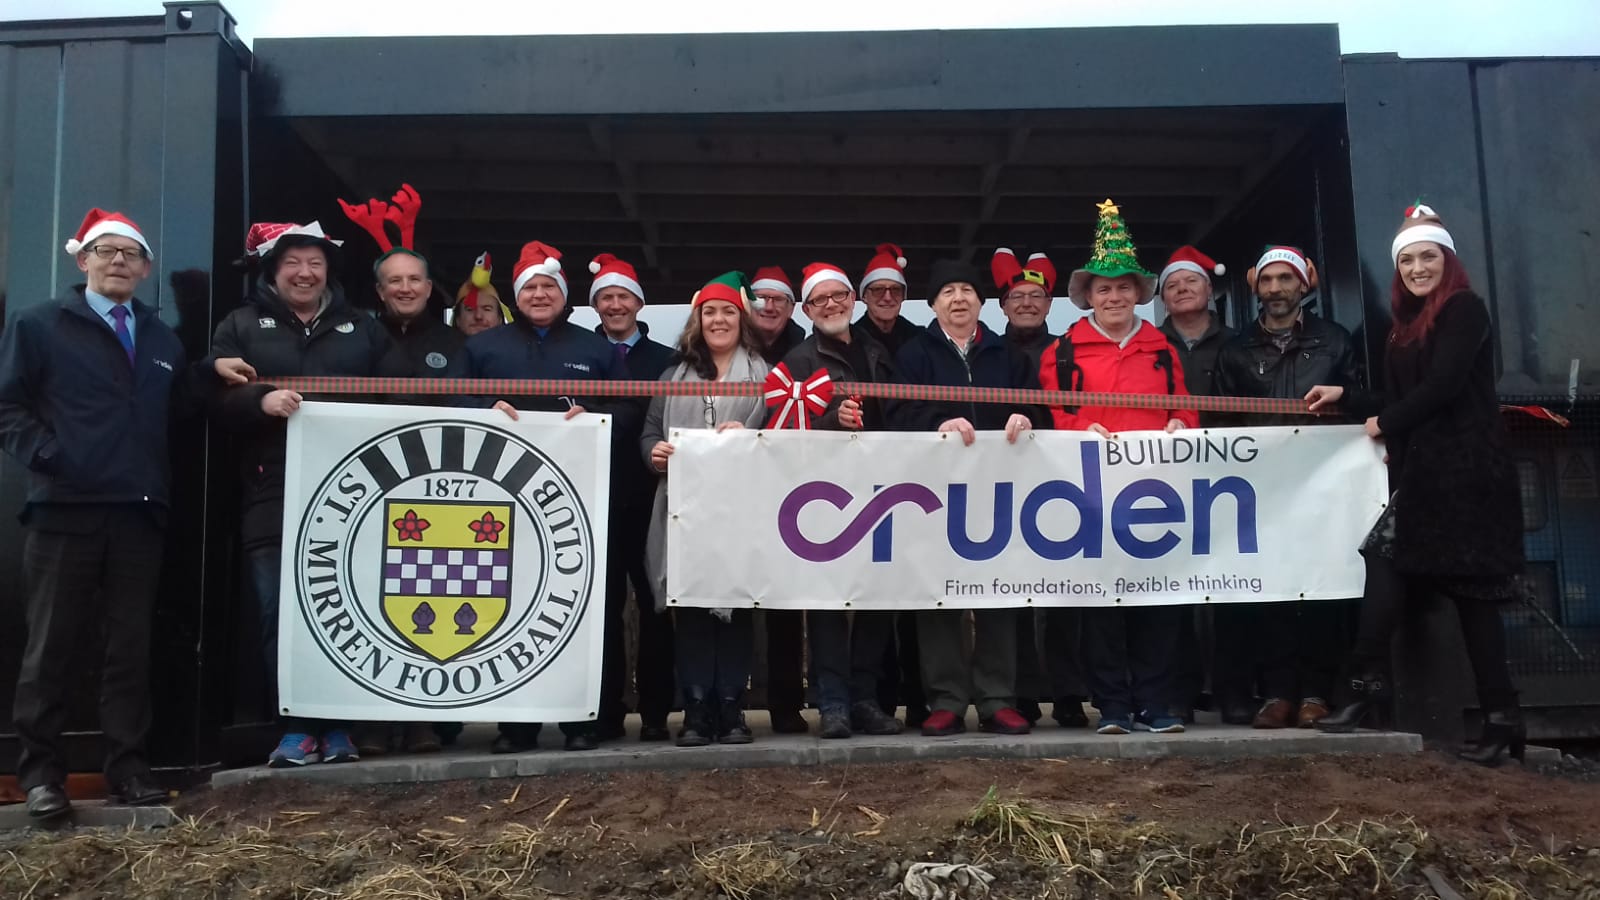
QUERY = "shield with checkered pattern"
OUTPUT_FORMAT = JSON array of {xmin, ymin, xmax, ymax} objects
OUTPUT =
[{"xmin": 381, "ymin": 500, "xmax": 514, "ymax": 662}]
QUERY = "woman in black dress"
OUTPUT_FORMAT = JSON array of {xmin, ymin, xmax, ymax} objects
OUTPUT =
[{"xmin": 1305, "ymin": 204, "xmax": 1524, "ymax": 766}]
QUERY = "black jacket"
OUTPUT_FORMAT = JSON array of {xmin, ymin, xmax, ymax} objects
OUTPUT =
[
  {"xmin": 1002, "ymin": 324, "xmax": 1056, "ymax": 369},
  {"xmin": 779, "ymin": 326, "xmax": 900, "ymax": 430},
  {"xmin": 1355, "ymin": 292, "xmax": 1522, "ymax": 579},
  {"xmin": 594, "ymin": 322, "xmax": 676, "ymax": 510},
  {"xmin": 383, "ymin": 310, "xmax": 465, "ymax": 377},
  {"xmin": 855, "ymin": 313, "xmax": 922, "ymax": 359},
  {"xmin": 760, "ymin": 319, "xmax": 807, "ymax": 367},
  {"xmin": 1160, "ymin": 313, "xmax": 1235, "ymax": 397},
  {"xmin": 1213, "ymin": 311, "xmax": 1363, "ymax": 426},
  {"xmin": 210, "ymin": 281, "xmax": 404, "ymax": 549},
  {"xmin": 0, "ymin": 287, "xmax": 212, "ymax": 527},
  {"xmin": 894, "ymin": 320, "xmax": 1049, "ymax": 432}
]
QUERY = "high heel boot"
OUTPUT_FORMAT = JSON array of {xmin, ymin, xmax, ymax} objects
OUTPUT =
[
  {"xmin": 1313, "ymin": 673, "xmax": 1389, "ymax": 733},
  {"xmin": 1457, "ymin": 707, "xmax": 1525, "ymax": 767}
]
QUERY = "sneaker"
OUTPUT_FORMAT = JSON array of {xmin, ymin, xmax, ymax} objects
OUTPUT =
[
  {"xmin": 1135, "ymin": 711, "xmax": 1186, "ymax": 734},
  {"xmin": 320, "ymin": 730, "xmax": 361, "ymax": 763},
  {"xmin": 921, "ymin": 709, "xmax": 966, "ymax": 737},
  {"xmin": 1052, "ymin": 698, "xmax": 1090, "ymax": 728},
  {"xmin": 1096, "ymin": 714, "xmax": 1134, "ymax": 735},
  {"xmin": 981, "ymin": 707, "xmax": 1032, "ymax": 735},
  {"xmin": 850, "ymin": 700, "xmax": 904, "ymax": 736},
  {"xmin": 267, "ymin": 733, "xmax": 320, "ymax": 768}
]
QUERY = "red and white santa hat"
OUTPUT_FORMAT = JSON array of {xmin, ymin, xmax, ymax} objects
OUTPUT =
[
  {"xmin": 587, "ymin": 252, "xmax": 644, "ymax": 304},
  {"xmin": 751, "ymin": 266, "xmax": 795, "ymax": 302},
  {"xmin": 800, "ymin": 261, "xmax": 853, "ymax": 304},
  {"xmin": 244, "ymin": 221, "xmax": 344, "ymax": 258},
  {"xmin": 64, "ymin": 208, "xmax": 153, "ymax": 257},
  {"xmin": 991, "ymin": 248, "xmax": 1057, "ymax": 301},
  {"xmin": 858, "ymin": 243, "xmax": 908, "ymax": 292},
  {"xmin": 1251, "ymin": 245, "xmax": 1315, "ymax": 290},
  {"xmin": 512, "ymin": 241, "xmax": 567, "ymax": 298},
  {"xmin": 1157, "ymin": 245, "xmax": 1225, "ymax": 292}
]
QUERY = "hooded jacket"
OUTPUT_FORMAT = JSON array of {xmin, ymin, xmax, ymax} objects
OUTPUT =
[{"xmin": 209, "ymin": 280, "xmax": 403, "ymax": 549}]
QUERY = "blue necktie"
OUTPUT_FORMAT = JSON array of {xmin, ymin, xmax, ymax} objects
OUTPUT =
[{"xmin": 110, "ymin": 305, "xmax": 135, "ymax": 366}]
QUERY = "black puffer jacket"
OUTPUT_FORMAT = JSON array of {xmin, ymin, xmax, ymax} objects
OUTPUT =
[
  {"xmin": 1213, "ymin": 311, "xmax": 1363, "ymax": 426},
  {"xmin": 779, "ymin": 326, "xmax": 901, "ymax": 431},
  {"xmin": 210, "ymin": 281, "xmax": 404, "ymax": 549},
  {"xmin": 893, "ymin": 320, "xmax": 1049, "ymax": 432}
]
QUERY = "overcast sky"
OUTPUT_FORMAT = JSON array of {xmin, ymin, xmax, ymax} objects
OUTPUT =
[{"xmin": 5, "ymin": 0, "xmax": 1600, "ymax": 57}]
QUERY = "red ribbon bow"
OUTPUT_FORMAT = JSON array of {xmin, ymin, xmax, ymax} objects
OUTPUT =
[{"xmin": 763, "ymin": 363, "xmax": 834, "ymax": 430}]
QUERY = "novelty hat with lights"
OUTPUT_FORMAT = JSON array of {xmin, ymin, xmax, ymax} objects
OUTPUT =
[{"xmin": 1065, "ymin": 199, "xmax": 1156, "ymax": 309}]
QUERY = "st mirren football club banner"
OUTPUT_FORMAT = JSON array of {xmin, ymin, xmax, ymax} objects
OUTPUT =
[
  {"xmin": 667, "ymin": 426, "xmax": 1386, "ymax": 610},
  {"xmin": 279, "ymin": 402, "xmax": 610, "ymax": 722}
]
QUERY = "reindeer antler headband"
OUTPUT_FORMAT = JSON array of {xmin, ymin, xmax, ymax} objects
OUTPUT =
[{"xmin": 338, "ymin": 182, "xmax": 426, "ymax": 274}]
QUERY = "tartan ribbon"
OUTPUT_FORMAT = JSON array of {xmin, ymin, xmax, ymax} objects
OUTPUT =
[
  {"xmin": 264, "ymin": 375, "xmax": 1332, "ymax": 416},
  {"xmin": 763, "ymin": 363, "xmax": 834, "ymax": 430}
]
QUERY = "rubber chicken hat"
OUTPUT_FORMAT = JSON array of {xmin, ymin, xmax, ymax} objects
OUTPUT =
[{"xmin": 451, "ymin": 251, "xmax": 513, "ymax": 325}]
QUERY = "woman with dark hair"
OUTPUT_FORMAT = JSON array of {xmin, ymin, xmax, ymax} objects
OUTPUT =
[
  {"xmin": 1306, "ymin": 204, "xmax": 1525, "ymax": 766},
  {"xmin": 641, "ymin": 272, "xmax": 771, "ymax": 747}
]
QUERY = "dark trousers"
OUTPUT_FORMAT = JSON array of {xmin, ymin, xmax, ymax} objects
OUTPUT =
[
  {"xmin": 1351, "ymin": 555, "xmax": 1517, "ymax": 710},
  {"xmin": 878, "ymin": 612, "xmax": 927, "ymax": 716},
  {"xmin": 917, "ymin": 609, "xmax": 1017, "ymax": 718},
  {"xmin": 1014, "ymin": 610, "xmax": 1050, "ymax": 702},
  {"xmin": 247, "ymin": 548, "xmax": 346, "ymax": 735},
  {"xmin": 1214, "ymin": 601, "xmax": 1349, "ymax": 704},
  {"xmin": 764, "ymin": 609, "xmax": 806, "ymax": 713},
  {"xmin": 1042, "ymin": 607, "xmax": 1088, "ymax": 701},
  {"xmin": 1081, "ymin": 606, "xmax": 1184, "ymax": 720},
  {"xmin": 603, "ymin": 508, "xmax": 674, "ymax": 728},
  {"xmin": 809, "ymin": 610, "xmax": 893, "ymax": 713},
  {"xmin": 675, "ymin": 608, "xmax": 752, "ymax": 699},
  {"xmin": 14, "ymin": 507, "xmax": 162, "ymax": 790}
]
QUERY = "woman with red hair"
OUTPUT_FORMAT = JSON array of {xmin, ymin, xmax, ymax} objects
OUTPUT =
[{"xmin": 1306, "ymin": 204, "xmax": 1524, "ymax": 766}]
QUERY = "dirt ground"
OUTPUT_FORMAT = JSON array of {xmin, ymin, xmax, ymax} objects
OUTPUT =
[{"xmin": 4, "ymin": 751, "xmax": 1600, "ymax": 899}]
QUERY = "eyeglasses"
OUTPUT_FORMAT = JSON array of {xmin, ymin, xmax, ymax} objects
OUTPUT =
[
  {"xmin": 702, "ymin": 396, "xmax": 716, "ymax": 428},
  {"xmin": 88, "ymin": 245, "xmax": 148, "ymax": 262},
  {"xmin": 1007, "ymin": 290, "xmax": 1050, "ymax": 303},
  {"xmin": 754, "ymin": 292, "xmax": 792, "ymax": 307},
  {"xmin": 864, "ymin": 285, "xmax": 905, "ymax": 300},
  {"xmin": 805, "ymin": 290, "xmax": 853, "ymax": 310}
]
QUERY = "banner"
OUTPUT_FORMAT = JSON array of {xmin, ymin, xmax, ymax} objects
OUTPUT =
[
  {"xmin": 667, "ymin": 426, "xmax": 1386, "ymax": 610},
  {"xmin": 279, "ymin": 402, "xmax": 610, "ymax": 722}
]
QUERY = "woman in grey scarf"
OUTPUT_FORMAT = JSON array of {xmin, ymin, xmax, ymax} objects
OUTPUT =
[{"xmin": 641, "ymin": 272, "xmax": 771, "ymax": 747}]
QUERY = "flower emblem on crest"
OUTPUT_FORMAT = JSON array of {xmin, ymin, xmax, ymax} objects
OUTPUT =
[
  {"xmin": 394, "ymin": 509, "xmax": 430, "ymax": 541},
  {"xmin": 469, "ymin": 511, "xmax": 505, "ymax": 543}
]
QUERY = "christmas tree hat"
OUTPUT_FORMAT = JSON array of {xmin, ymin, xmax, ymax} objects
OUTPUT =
[{"xmin": 1066, "ymin": 198, "xmax": 1157, "ymax": 309}]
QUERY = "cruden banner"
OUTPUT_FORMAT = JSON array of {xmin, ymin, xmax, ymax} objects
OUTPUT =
[
  {"xmin": 666, "ymin": 425, "xmax": 1386, "ymax": 610},
  {"xmin": 279, "ymin": 402, "xmax": 609, "ymax": 721}
]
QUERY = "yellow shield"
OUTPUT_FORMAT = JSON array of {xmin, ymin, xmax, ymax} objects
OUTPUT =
[{"xmin": 381, "ymin": 500, "xmax": 514, "ymax": 662}]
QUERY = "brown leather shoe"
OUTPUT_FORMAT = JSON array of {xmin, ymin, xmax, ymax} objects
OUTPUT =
[
  {"xmin": 1251, "ymin": 698, "xmax": 1295, "ymax": 729},
  {"xmin": 1297, "ymin": 698, "xmax": 1331, "ymax": 728}
]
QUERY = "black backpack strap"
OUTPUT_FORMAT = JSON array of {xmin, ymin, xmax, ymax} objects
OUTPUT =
[
  {"xmin": 1054, "ymin": 336, "xmax": 1083, "ymax": 415},
  {"xmin": 1152, "ymin": 346, "xmax": 1177, "ymax": 420}
]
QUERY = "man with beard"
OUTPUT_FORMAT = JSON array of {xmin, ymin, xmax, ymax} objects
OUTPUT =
[
  {"xmin": 1212, "ymin": 245, "xmax": 1362, "ymax": 729},
  {"xmin": 780, "ymin": 262, "xmax": 904, "ymax": 740}
]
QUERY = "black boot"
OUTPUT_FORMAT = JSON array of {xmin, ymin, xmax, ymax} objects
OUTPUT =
[
  {"xmin": 678, "ymin": 692, "xmax": 713, "ymax": 747},
  {"xmin": 717, "ymin": 696, "xmax": 754, "ymax": 744},
  {"xmin": 1313, "ymin": 673, "xmax": 1389, "ymax": 733},
  {"xmin": 1458, "ymin": 707, "xmax": 1526, "ymax": 767}
]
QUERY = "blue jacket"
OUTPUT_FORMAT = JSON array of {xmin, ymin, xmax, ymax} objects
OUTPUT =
[
  {"xmin": 892, "ymin": 319, "xmax": 1050, "ymax": 432},
  {"xmin": 0, "ymin": 287, "xmax": 209, "ymax": 524}
]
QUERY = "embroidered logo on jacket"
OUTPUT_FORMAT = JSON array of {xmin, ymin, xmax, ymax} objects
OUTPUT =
[
  {"xmin": 153, "ymin": 359, "xmax": 174, "ymax": 372},
  {"xmin": 258, "ymin": 318, "xmax": 277, "ymax": 329},
  {"xmin": 426, "ymin": 352, "xmax": 449, "ymax": 369},
  {"xmin": 563, "ymin": 362, "xmax": 592, "ymax": 373},
  {"xmin": 335, "ymin": 322, "xmax": 356, "ymax": 334}
]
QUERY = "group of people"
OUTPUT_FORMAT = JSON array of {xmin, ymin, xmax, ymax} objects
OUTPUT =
[{"xmin": 0, "ymin": 192, "xmax": 1526, "ymax": 820}]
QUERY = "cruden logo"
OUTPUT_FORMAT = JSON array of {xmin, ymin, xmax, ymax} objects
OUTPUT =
[{"xmin": 293, "ymin": 421, "xmax": 595, "ymax": 708}]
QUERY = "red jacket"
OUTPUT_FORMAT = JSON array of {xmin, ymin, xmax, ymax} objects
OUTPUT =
[{"xmin": 1037, "ymin": 318, "xmax": 1199, "ymax": 432}]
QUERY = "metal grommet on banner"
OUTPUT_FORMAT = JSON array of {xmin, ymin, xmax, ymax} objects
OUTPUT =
[
  {"xmin": 844, "ymin": 601, "xmax": 852, "ymax": 608},
  {"xmin": 669, "ymin": 598, "xmax": 678, "ymax": 605}
]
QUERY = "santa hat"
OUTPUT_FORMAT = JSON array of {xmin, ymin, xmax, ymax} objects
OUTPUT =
[
  {"xmin": 1157, "ymin": 245, "xmax": 1225, "ymax": 292},
  {"xmin": 1391, "ymin": 201, "xmax": 1456, "ymax": 264},
  {"xmin": 587, "ymin": 252, "xmax": 644, "ymax": 305},
  {"xmin": 751, "ymin": 266, "xmax": 795, "ymax": 301},
  {"xmin": 512, "ymin": 241, "xmax": 567, "ymax": 299},
  {"xmin": 245, "ymin": 221, "xmax": 344, "ymax": 258},
  {"xmin": 691, "ymin": 271, "xmax": 751, "ymax": 311},
  {"xmin": 991, "ymin": 248, "xmax": 1057, "ymax": 301},
  {"xmin": 800, "ymin": 262, "xmax": 853, "ymax": 304},
  {"xmin": 1247, "ymin": 245, "xmax": 1318, "ymax": 293},
  {"xmin": 64, "ymin": 208, "xmax": 152, "ymax": 257},
  {"xmin": 858, "ymin": 243, "xmax": 908, "ymax": 292}
]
